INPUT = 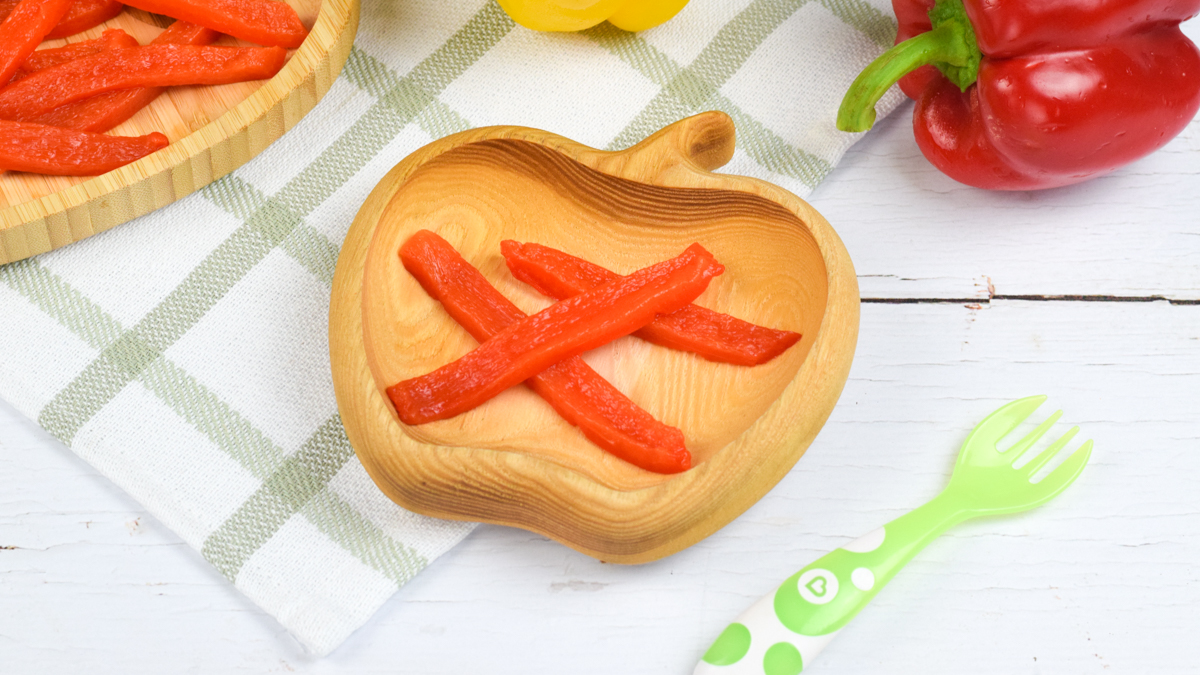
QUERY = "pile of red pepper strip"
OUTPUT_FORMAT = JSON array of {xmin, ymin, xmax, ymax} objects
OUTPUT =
[
  {"xmin": 399, "ymin": 230, "xmax": 692, "ymax": 474},
  {"xmin": 13, "ymin": 28, "xmax": 134, "ymax": 81},
  {"xmin": 0, "ymin": 0, "xmax": 307, "ymax": 176},
  {"xmin": 837, "ymin": 0, "xmax": 1200, "ymax": 190},
  {"xmin": 390, "ymin": 231, "xmax": 803, "ymax": 475},
  {"xmin": 502, "ymin": 240, "xmax": 801, "ymax": 367},
  {"xmin": 0, "ymin": 44, "xmax": 288, "ymax": 120},
  {"xmin": 389, "ymin": 242, "xmax": 725, "ymax": 425},
  {"xmin": 34, "ymin": 22, "xmax": 218, "ymax": 134}
]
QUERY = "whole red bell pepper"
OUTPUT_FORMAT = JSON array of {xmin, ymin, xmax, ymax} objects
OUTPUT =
[{"xmin": 837, "ymin": 0, "xmax": 1200, "ymax": 190}]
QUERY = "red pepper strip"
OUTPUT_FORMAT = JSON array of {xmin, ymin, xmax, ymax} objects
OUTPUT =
[
  {"xmin": 0, "ymin": 0, "xmax": 74, "ymax": 87},
  {"xmin": 0, "ymin": 120, "xmax": 166, "ymax": 175},
  {"xmin": 14, "ymin": 28, "xmax": 136, "ymax": 82},
  {"xmin": 501, "ymin": 241, "xmax": 800, "ymax": 367},
  {"xmin": 47, "ymin": 0, "xmax": 124, "ymax": 39},
  {"xmin": 388, "ymin": 243, "xmax": 724, "ymax": 425},
  {"xmin": 0, "ymin": 45, "xmax": 287, "ymax": 121},
  {"xmin": 0, "ymin": 0, "xmax": 127, "ymax": 40},
  {"xmin": 33, "ymin": 22, "xmax": 220, "ymax": 133},
  {"xmin": 400, "ymin": 230, "xmax": 691, "ymax": 474},
  {"xmin": 150, "ymin": 19, "xmax": 220, "ymax": 47},
  {"xmin": 838, "ymin": 0, "xmax": 1200, "ymax": 190},
  {"xmin": 119, "ymin": 0, "xmax": 308, "ymax": 49}
]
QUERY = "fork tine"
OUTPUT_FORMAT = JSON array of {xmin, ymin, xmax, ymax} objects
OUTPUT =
[
  {"xmin": 1018, "ymin": 424, "xmax": 1078, "ymax": 476},
  {"xmin": 1008, "ymin": 409, "xmax": 1063, "ymax": 461},
  {"xmin": 972, "ymin": 395, "xmax": 1047, "ymax": 445},
  {"xmin": 1035, "ymin": 438, "xmax": 1092, "ymax": 489}
]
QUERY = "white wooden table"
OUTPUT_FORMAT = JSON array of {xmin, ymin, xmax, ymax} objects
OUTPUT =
[{"xmin": 3, "ymin": 102, "xmax": 1199, "ymax": 673}]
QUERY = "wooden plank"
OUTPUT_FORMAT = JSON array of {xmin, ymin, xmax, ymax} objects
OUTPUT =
[{"xmin": 3, "ymin": 298, "xmax": 1197, "ymax": 672}]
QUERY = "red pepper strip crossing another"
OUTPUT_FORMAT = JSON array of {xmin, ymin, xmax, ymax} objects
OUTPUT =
[
  {"xmin": 837, "ymin": 0, "xmax": 1200, "ymax": 190},
  {"xmin": 119, "ymin": 0, "xmax": 308, "ymax": 49},
  {"xmin": 13, "ymin": 28, "xmax": 136, "ymax": 82},
  {"xmin": 34, "ymin": 22, "xmax": 220, "ymax": 133},
  {"xmin": 0, "ymin": 45, "xmax": 288, "ymax": 122},
  {"xmin": 0, "ymin": 0, "xmax": 74, "ymax": 87},
  {"xmin": 0, "ymin": 0, "xmax": 126, "ymax": 40},
  {"xmin": 400, "ymin": 230, "xmax": 691, "ymax": 474},
  {"xmin": 0, "ymin": 120, "xmax": 166, "ymax": 175},
  {"xmin": 388, "ymin": 243, "xmax": 725, "ymax": 426},
  {"xmin": 502, "ymin": 241, "xmax": 801, "ymax": 367}
]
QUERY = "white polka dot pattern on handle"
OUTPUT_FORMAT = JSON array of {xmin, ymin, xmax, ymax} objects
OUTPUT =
[
  {"xmin": 692, "ymin": 591, "xmax": 840, "ymax": 674},
  {"xmin": 850, "ymin": 567, "xmax": 875, "ymax": 591}
]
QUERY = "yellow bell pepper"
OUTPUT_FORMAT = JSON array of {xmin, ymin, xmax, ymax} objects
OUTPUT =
[{"xmin": 496, "ymin": 0, "xmax": 691, "ymax": 32}]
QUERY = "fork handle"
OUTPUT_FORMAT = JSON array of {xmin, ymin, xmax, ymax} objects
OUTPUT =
[{"xmin": 695, "ymin": 494, "xmax": 965, "ymax": 674}]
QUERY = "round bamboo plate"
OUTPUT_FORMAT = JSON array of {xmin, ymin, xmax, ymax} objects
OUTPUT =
[
  {"xmin": 0, "ymin": 0, "xmax": 359, "ymax": 265},
  {"xmin": 330, "ymin": 111, "xmax": 860, "ymax": 564}
]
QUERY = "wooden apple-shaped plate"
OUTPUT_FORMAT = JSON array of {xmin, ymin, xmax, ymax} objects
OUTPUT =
[
  {"xmin": 0, "ymin": 0, "xmax": 359, "ymax": 264},
  {"xmin": 330, "ymin": 111, "xmax": 859, "ymax": 563}
]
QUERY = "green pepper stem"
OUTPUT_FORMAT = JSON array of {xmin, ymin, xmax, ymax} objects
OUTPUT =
[{"xmin": 836, "ymin": 2, "xmax": 979, "ymax": 133}]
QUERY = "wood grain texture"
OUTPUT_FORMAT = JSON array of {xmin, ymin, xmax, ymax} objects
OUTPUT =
[
  {"xmin": 0, "ymin": 0, "xmax": 360, "ymax": 265},
  {"xmin": 6, "ymin": 298, "xmax": 1200, "ymax": 673},
  {"xmin": 329, "ymin": 112, "xmax": 861, "ymax": 563}
]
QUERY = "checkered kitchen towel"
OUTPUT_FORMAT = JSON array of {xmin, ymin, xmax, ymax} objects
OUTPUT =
[{"xmin": 0, "ymin": 0, "xmax": 903, "ymax": 655}]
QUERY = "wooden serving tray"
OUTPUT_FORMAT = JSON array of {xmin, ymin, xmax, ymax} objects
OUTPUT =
[
  {"xmin": 329, "ymin": 112, "xmax": 859, "ymax": 563},
  {"xmin": 0, "ymin": 0, "xmax": 359, "ymax": 264}
]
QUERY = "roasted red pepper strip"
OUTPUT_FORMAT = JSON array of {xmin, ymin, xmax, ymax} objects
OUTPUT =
[
  {"xmin": 33, "ymin": 22, "xmax": 220, "ymax": 133},
  {"xmin": 119, "ymin": 0, "xmax": 308, "ymax": 49},
  {"xmin": 14, "ymin": 28, "xmax": 136, "ymax": 82},
  {"xmin": 0, "ymin": 120, "xmax": 166, "ymax": 175},
  {"xmin": 388, "ymin": 243, "xmax": 724, "ymax": 425},
  {"xmin": 0, "ymin": 0, "xmax": 74, "ymax": 87},
  {"xmin": 0, "ymin": 0, "xmax": 126, "ymax": 40},
  {"xmin": 47, "ymin": 0, "xmax": 123, "ymax": 39},
  {"xmin": 0, "ymin": 45, "xmax": 287, "ymax": 121},
  {"xmin": 17, "ymin": 40, "xmax": 106, "ymax": 78},
  {"xmin": 502, "ymin": 241, "xmax": 800, "ymax": 367},
  {"xmin": 149, "ymin": 19, "xmax": 220, "ymax": 48},
  {"xmin": 838, "ymin": 0, "xmax": 1200, "ymax": 190},
  {"xmin": 0, "ymin": 0, "xmax": 125, "ymax": 40},
  {"xmin": 400, "ymin": 230, "xmax": 690, "ymax": 474}
]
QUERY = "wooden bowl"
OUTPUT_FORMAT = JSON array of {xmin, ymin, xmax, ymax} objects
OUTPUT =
[
  {"xmin": 0, "ymin": 0, "xmax": 359, "ymax": 264},
  {"xmin": 329, "ymin": 112, "xmax": 859, "ymax": 563}
]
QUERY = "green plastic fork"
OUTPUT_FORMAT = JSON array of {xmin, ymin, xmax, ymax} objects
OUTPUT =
[{"xmin": 695, "ymin": 396, "xmax": 1093, "ymax": 675}]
